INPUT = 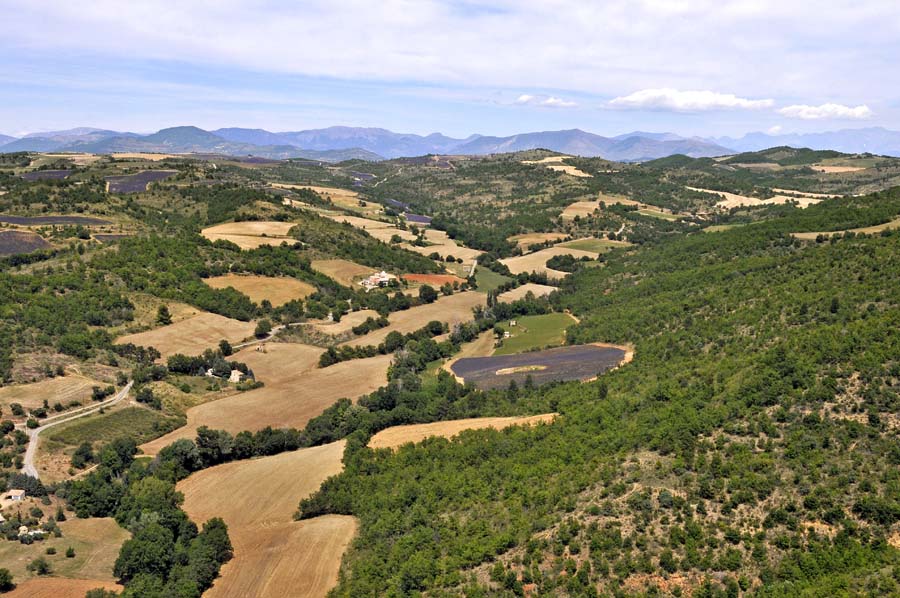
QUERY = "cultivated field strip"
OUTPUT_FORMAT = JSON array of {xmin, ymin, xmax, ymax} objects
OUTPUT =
[
  {"xmin": 116, "ymin": 312, "xmax": 257, "ymax": 359},
  {"xmin": 368, "ymin": 414, "xmax": 558, "ymax": 449}
]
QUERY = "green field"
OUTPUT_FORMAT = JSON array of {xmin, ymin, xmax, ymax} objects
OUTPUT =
[
  {"xmin": 558, "ymin": 237, "xmax": 630, "ymax": 253},
  {"xmin": 474, "ymin": 267, "xmax": 512, "ymax": 292},
  {"xmin": 703, "ymin": 223, "xmax": 743, "ymax": 233},
  {"xmin": 637, "ymin": 207, "xmax": 679, "ymax": 220},
  {"xmin": 494, "ymin": 312, "xmax": 576, "ymax": 355},
  {"xmin": 48, "ymin": 406, "xmax": 183, "ymax": 447}
]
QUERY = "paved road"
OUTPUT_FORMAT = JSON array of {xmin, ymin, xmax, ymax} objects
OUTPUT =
[{"xmin": 20, "ymin": 381, "xmax": 133, "ymax": 479}]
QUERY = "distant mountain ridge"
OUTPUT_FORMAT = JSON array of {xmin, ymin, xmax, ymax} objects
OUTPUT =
[
  {"xmin": 0, "ymin": 125, "xmax": 731, "ymax": 161},
  {"xmin": 713, "ymin": 127, "xmax": 900, "ymax": 157},
  {"xmin": 5, "ymin": 124, "xmax": 900, "ymax": 161}
]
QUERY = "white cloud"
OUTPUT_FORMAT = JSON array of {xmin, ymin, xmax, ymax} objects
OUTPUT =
[
  {"xmin": 515, "ymin": 94, "xmax": 577, "ymax": 108},
  {"xmin": 609, "ymin": 88, "xmax": 775, "ymax": 111},
  {"xmin": 766, "ymin": 125, "xmax": 783, "ymax": 135},
  {"xmin": 777, "ymin": 103, "xmax": 873, "ymax": 120}
]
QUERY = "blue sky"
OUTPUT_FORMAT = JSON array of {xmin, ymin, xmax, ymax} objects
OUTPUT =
[{"xmin": 2, "ymin": 0, "xmax": 898, "ymax": 138}]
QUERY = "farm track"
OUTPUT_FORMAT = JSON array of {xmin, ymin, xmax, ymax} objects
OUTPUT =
[{"xmin": 19, "ymin": 382, "xmax": 133, "ymax": 479}]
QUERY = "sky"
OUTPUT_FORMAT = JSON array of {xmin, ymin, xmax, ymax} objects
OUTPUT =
[{"xmin": 1, "ymin": 0, "xmax": 898, "ymax": 139}]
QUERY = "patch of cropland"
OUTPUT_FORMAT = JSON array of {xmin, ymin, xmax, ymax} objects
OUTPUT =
[
  {"xmin": 0, "ymin": 230, "xmax": 51, "ymax": 255},
  {"xmin": 451, "ymin": 343, "xmax": 626, "ymax": 389},
  {"xmin": 105, "ymin": 169, "xmax": 177, "ymax": 193},
  {"xmin": 296, "ymin": 187, "xmax": 900, "ymax": 596}
]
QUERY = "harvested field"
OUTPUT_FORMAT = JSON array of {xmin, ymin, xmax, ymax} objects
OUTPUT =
[
  {"xmin": 326, "ymin": 213, "xmax": 417, "ymax": 243},
  {"xmin": 0, "ymin": 374, "xmax": 99, "ymax": 412},
  {"xmin": 522, "ymin": 156, "xmax": 592, "ymax": 177},
  {"xmin": 792, "ymin": 217, "xmax": 900, "ymax": 240},
  {"xmin": 6, "ymin": 579, "xmax": 122, "ymax": 598},
  {"xmin": 812, "ymin": 165, "xmax": 866, "ymax": 173},
  {"xmin": 559, "ymin": 237, "xmax": 631, "ymax": 253},
  {"xmin": 201, "ymin": 220, "xmax": 297, "ymax": 250},
  {"xmin": 311, "ymin": 258, "xmax": 372, "ymax": 286},
  {"xmin": 497, "ymin": 282, "xmax": 558, "ymax": 303},
  {"xmin": 500, "ymin": 246, "xmax": 598, "ymax": 277},
  {"xmin": 369, "ymin": 414, "xmax": 558, "ymax": 449},
  {"xmin": 20, "ymin": 169, "xmax": 72, "ymax": 181},
  {"xmin": 111, "ymin": 152, "xmax": 179, "ymax": 161},
  {"xmin": 42, "ymin": 153, "xmax": 102, "ymax": 165},
  {"xmin": 509, "ymin": 232, "xmax": 569, "ymax": 249},
  {"xmin": 105, "ymin": 170, "xmax": 176, "ymax": 193},
  {"xmin": 204, "ymin": 274, "xmax": 316, "ymax": 306},
  {"xmin": 451, "ymin": 343, "xmax": 628, "ymax": 390},
  {"xmin": 116, "ymin": 312, "xmax": 256, "ymax": 359},
  {"xmin": 141, "ymin": 353, "xmax": 392, "ymax": 453},
  {"xmin": 771, "ymin": 188, "xmax": 844, "ymax": 199},
  {"xmin": 404, "ymin": 229, "xmax": 483, "ymax": 262},
  {"xmin": 686, "ymin": 186, "xmax": 821, "ymax": 209},
  {"xmin": 178, "ymin": 441, "xmax": 354, "ymax": 598},
  {"xmin": 0, "ymin": 215, "xmax": 110, "ymax": 226},
  {"xmin": 441, "ymin": 330, "xmax": 496, "ymax": 381},
  {"xmin": 340, "ymin": 292, "xmax": 485, "ymax": 348},
  {"xmin": 402, "ymin": 273, "xmax": 467, "ymax": 286},
  {"xmin": 0, "ymin": 230, "xmax": 51, "ymax": 255},
  {"xmin": 561, "ymin": 200, "xmax": 602, "ymax": 220},
  {"xmin": 309, "ymin": 309, "xmax": 381, "ymax": 335},
  {"xmin": 0, "ymin": 517, "xmax": 127, "ymax": 590}
]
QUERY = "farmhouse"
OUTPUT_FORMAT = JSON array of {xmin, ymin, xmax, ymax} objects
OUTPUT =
[
  {"xmin": 3, "ymin": 489, "xmax": 25, "ymax": 502},
  {"xmin": 360, "ymin": 271, "xmax": 397, "ymax": 291}
]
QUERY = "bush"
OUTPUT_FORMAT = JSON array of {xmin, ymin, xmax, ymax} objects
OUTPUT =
[{"xmin": 26, "ymin": 557, "xmax": 51, "ymax": 575}]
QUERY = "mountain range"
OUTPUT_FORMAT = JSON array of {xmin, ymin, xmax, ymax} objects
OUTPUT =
[
  {"xmin": 712, "ymin": 127, "xmax": 900, "ymax": 156},
  {"xmin": 3, "ymin": 125, "xmax": 900, "ymax": 162}
]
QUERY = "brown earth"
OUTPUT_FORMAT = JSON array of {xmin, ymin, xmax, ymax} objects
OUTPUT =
[
  {"xmin": 6, "ymin": 579, "xmax": 122, "ymax": 598},
  {"xmin": 141, "ymin": 351, "xmax": 391, "ymax": 454},
  {"xmin": 310, "ymin": 258, "xmax": 373, "ymax": 286},
  {"xmin": 368, "ymin": 414, "xmax": 557, "ymax": 450},
  {"xmin": 340, "ymin": 292, "xmax": 485, "ymax": 348},
  {"xmin": 204, "ymin": 274, "xmax": 316, "ymax": 306},
  {"xmin": 178, "ymin": 441, "xmax": 354, "ymax": 598},
  {"xmin": 116, "ymin": 312, "xmax": 257, "ymax": 359}
]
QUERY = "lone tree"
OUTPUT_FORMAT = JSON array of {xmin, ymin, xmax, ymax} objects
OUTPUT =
[
  {"xmin": 254, "ymin": 319, "xmax": 272, "ymax": 339},
  {"xmin": 418, "ymin": 284, "xmax": 438, "ymax": 304},
  {"xmin": 0, "ymin": 568, "xmax": 13, "ymax": 592},
  {"xmin": 156, "ymin": 305, "xmax": 172, "ymax": 326}
]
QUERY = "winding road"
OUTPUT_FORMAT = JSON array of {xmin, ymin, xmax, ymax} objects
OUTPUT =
[{"xmin": 19, "ymin": 381, "xmax": 133, "ymax": 479}]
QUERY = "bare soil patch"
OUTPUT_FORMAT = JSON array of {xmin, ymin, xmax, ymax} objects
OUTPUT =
[
  {"xmin": 178, "ymin": 441, "xmax": 355, "ymax": 598},
  {"xmin": 6, "ymin": 579, "xmax": 122, "ymax": 598},
  {"xmin": 771, "ymin": 188, "xmax": 844, "ymax": 199},
  {"xmin": 340, "ymin": 292, "xmax": 485, "ymax": 348},
  {"xmin": 497, "ymin": 283, "xmax": 558, "ymax": 303},
  {"xmin": 204, "ymin": 274, "xmax": 316, "ymax": 306},
  {"xmin": 116, "ymin": 312, "xmax": 256, "ymax": 359},
  {"xmin": 368, "ymin": 414, "xmax": 557, "ymax": 449},
  {"xmin": 141, "ymin": 353, "xmax": 391, "ymax": 453},
  {"xmin": 310, "ymin": 258, "xmax": 373, "ymax": 286}
]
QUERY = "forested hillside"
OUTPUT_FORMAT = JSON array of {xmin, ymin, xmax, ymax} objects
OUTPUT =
[{"xmin": 298, "ymin": 188, "xmax": 900, "ymax": 596}]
